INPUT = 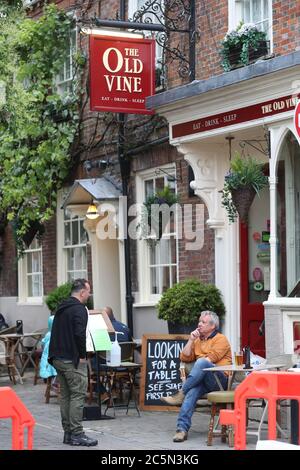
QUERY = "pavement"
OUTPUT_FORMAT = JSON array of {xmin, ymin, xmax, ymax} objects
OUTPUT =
[{"xmin": 0, "ymin": 372, "xmax": 258, "ymax": 451}]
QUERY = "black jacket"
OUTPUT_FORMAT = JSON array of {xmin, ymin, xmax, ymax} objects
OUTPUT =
[{"xmin": 48, "ymin": 297, "xmax": 88, "ymax": 368}]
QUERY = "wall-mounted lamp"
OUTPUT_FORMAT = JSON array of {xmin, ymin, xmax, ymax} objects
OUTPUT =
[
  {"xmin": 86, "ymin": 203, "xmax": 99, "ymax": 220},
  {"xmin": 83, "ymin": 159, "xmax": 109, "ymax": 174}
]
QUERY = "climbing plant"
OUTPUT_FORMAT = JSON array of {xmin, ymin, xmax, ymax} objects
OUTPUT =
[{"xmin": 0, "ymin": 2, "xmax": 84, "ymax": 253}]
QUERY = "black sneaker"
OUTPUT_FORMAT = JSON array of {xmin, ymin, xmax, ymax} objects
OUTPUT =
[
  {"xmin": 70, "ymin": 433, "xmax": 98, "ymax": 447},
  {"xmin": 63, "ymin": 431, "xmax": 71, "ymax": 444}
]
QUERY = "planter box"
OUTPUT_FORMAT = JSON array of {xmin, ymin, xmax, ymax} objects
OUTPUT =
[
  {"xmin": 227, "ymin": 40, "xmax": 269, "ymax": 69},
  {"xmin": 248, "ymin": 40, "xmax": 269, "ymax": 62}
]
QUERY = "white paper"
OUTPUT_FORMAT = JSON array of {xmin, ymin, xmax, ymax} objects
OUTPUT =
[
  {"xmin": 86, "ymin": 327, "xmax": 94, "ymax": 352},
  {"xmin": 86, "ymin": 312, "xmax": 109, "ymax": 351},
  {"xmin": 88, "ymin": 314, "xmax": 108, "ymax": 332}
]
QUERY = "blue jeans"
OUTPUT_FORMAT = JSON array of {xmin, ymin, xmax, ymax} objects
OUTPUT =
[{"xmin": 177, "ymin": 358, "xmax": 228, "ymax": 432}]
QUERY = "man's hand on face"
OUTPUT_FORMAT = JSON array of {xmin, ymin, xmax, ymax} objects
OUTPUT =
[{"xmin": 190, "ymin": 328, "xmax": 200, "ymax": 341}]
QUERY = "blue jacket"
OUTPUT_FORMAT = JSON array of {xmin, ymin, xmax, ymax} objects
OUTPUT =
[
  {"xmin": 110, "ymin": 319, "xmax": 132, "ymax": 342},
  {"xmin": 40, "ymin": 316, "xmax": 57, "ymax": 379}
]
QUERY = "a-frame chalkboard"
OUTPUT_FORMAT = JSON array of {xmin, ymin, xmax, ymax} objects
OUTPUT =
[{"xmin": 139, "ymin": 334, "xmax": 189, "ymax": 411}]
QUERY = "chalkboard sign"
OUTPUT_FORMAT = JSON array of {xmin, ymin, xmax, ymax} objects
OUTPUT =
[{"xmin": 139, "ymin": 334, "xmax": 189, "ymax": 411}]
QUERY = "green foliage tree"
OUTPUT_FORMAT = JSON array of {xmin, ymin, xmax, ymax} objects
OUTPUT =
[
  {"xmin": 157, "ymin": 279, "xmax": 225, "ymax": 326},
  {"xmin": 0, "ymin": 3, "xmax": 83, "ymax": 253},
  {"xmin": 45, "ymin": 282, "xmax": 72, "ymax": 313}
]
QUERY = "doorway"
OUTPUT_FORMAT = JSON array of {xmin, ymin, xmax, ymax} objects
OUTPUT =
[{"xmin": 240, "ymin": 186, "xmax": 270, "ymax": 356}]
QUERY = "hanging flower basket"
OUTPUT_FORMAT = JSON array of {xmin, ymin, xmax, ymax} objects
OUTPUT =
[
  {"xmin": 140, "ymin": 186, "xmax": 180, "ymax": 243},
  {"xmin": 230, "ymin": 186, "xmax": 256, "ymax": 224},
  {"xmin": 21, "ymin": 220, "xmax": 45, "ymax": 247},
  {"xmin": 221, "ymin": 153, "xmax": 268, "ymax": 225}
]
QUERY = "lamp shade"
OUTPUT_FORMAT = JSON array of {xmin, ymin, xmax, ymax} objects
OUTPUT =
[{"xmin": 86, "ymin": 204, "xmax": 99, "ymax": 220}]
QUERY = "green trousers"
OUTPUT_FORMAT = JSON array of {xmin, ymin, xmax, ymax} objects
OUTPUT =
[{"xmin": 53, "ymin": 359, "xmax": 87, "ymax": 435}]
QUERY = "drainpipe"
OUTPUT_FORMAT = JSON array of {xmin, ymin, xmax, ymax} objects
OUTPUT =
[{"xmin": 118, "ymin": 0, "xmax": 134, "ymax": 336}]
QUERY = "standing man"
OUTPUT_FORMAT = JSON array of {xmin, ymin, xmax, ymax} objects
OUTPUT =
[
  {"xmin": 161, "ymin": 311, "xmax": 232, "ymax": 443},
  {"xmin": 48, "ymin": 278, "xmax": 98, "ymax": 447}
]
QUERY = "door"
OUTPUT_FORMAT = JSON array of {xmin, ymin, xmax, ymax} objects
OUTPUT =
[{"xmin": 240, "ymin": 187, "xmax": 270, "ymax": 357}]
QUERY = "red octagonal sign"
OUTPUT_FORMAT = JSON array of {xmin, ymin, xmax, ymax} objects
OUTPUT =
[{"xmin": 294, "ymin": 100, "xmax": 300, "ymax": 139}]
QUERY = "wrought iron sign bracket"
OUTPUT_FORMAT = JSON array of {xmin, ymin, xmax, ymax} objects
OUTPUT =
[{"xmin": 82, "ymin": 0, "xmax": 197, "ymax": 82}]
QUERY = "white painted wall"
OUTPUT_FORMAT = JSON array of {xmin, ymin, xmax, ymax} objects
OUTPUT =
[{"xmin": 0, "ymin": 297, "xmax": 49, "ymax": 332}]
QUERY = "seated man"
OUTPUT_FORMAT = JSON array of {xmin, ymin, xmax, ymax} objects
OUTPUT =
[
  {"xmin": 161, "ymin": 310, "xmax": 232, "ymax": 443},
  {"xmin": 103, "ymin": 306, "xmax": 132, "ymax": 342}
]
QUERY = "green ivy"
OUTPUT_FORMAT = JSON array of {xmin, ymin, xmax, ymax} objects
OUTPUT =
[{"xmin": 0, "ymin": 3, "xmax": 83, "ymax": 253}]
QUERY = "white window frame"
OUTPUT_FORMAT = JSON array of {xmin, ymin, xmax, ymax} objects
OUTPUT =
[
  {"xmin": 56, "ymin": 190, "xmax": 88, "ymax": 285},
  {"xmin": 55, "ymin": 23, "xmax": 77, "ymax": 96},
  {"xmin": 136, "ymin": 165, "xmax": 179, "ymax": 305},
  {"xmin": 18, "ymin": 238, "xmax": 43, "ymax": 304},
  {"xmin": 228, "ymin": 0, "xmax": 273, "ymax": 51}
]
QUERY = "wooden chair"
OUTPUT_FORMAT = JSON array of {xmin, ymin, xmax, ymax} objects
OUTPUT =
[
  {"xmin": 45, "ymin": 376, "xmax": 60, "ymax": 404},
  {"xmin": 181, "ymin": 361, "xmax": 235, "ymax": 446},
  {"xmin": 0, "ymin": 326, "xmax": 17, "ymax": 335},
  {"xmin": 0, "ymin": 330, "xmax": 23, "ymax": 384},
  {"xmin": 206, "ymin": 390, "xmax": 235, "ymax": 446}
]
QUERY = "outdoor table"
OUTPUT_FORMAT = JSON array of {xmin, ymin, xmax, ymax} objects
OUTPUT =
[
  {"xmin": 101, "ymin": 362, "xmax": 141, "ymax": 417},
  {"xmin": 203, "ymin": 363, "xmax": 286, "ymax": 391},
  {"xmin": 0, "ymin": 330, "xmax": 45, "ymax": 378}
]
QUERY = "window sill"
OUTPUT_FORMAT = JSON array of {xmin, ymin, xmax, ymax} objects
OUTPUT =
[
  {"xmin": 133, "ymin": 302, "xmax": 159, "ymax": 308},
  {"xmin": 17, "ymin": 298, "xmax": 44, "ymax": 306}
]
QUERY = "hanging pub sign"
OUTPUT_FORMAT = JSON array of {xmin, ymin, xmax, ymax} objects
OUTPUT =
[{"xmin": 89, "ymin": 34, "xmax": 155, "ymax": 114}]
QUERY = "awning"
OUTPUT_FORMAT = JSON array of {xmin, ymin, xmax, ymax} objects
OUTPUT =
[{"xmin": 62, "ymin": 177, "xmax": 122, "ymax": 209}]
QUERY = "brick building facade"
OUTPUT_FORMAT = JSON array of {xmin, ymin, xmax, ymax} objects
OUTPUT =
[{"xmin": 0, "ymin": 1, "xmax": 299, "ymax": 349}]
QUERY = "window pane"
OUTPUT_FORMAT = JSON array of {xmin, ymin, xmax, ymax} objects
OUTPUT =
[
  {"xmin": 32, "ymin": 252, "xmax": 41, "ymax": 272},
  {"xmin": 27, "ymin": 276, "xmax": 33, "ymax": 297},
  {"xmin": 32, "ymin": 274, "xmax": 41, "ymax": 297},
  {"xmin": 27, "ymin": 254, "xmax": 32, "ymax": 274},
  {"xmin": 161, "ymin": 266, "xmax": 170, "ymax": 293},
  {"xmin": 159, "ymin": 238, "xmax": 170, "ymax": 265},
  {"xmin": 64, "ymin": 209, "xmax": 70, "ymax": 220},
  {"xmin": 73, "ymin": 247, "xmax": 82, "ymax": 270},
  {"xmin": 171, "ymin": 237, "xmax": 177, "ymax": 264},
  {"xmin": 64, "ymin": 221, "xmax": 71, "ymax": 245},
  {"xmin": 145, "ymin": 180, "xmax": 154, "ymax": 198},
  {"xmin": 80, "ymin": 220, "xmax": 87, "ymax": 244},
  {"xmin": 28, "ymin": 274, "xmax": 42, "ymax": 297},
  {"xmin": 149, "ymin": 243, "xmax": 159, "ymax": 265},
  {"xmin": 171, "ymin": 266, "xmax": 177, "ymax": 286},
  {"xmin": 155, "ymin": 177, "xmax": 164, "ymax": 192},
  {"xmin": 150, "ymin": 267, "xmax": 158, "ymax": 294},
  {"xmin": 72, "ymin": 220, "xmax": 79, "ymax": 245},
  {"xmin": 73, "ymin": 247, "xmax": 86, "ymax": 270},
  {"xmin": 67, "ymin": 248, "xmax": 74, "ymax": 270},
  {"xmin": 252, "ymin": 0, "xmax": 261, "ymax": 23},
  {"xmin": 65, "ymin": 59, "xmax": 71, "ymax": 81},
  {"xmin": 242, "ymin": 0, "xmax": 251, "ymax": 22},
  {"xmin": 263, "ymin": 0, "xmax": 268, "ymax": 18}
]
